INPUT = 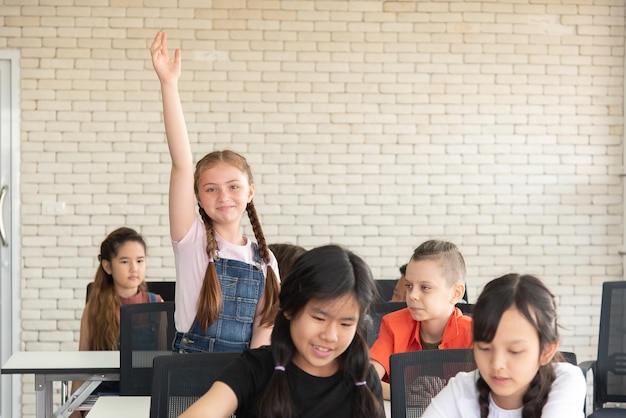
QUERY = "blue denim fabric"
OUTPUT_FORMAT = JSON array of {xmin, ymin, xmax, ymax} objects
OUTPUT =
[{"xmin": 173, "ymin": 246, "xmax": 264, "ymax": 353}]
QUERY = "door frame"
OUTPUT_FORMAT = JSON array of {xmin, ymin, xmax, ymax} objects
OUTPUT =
[{"xmin": 0, "ymin": 49, "xmax": 21, "ymax": 418}]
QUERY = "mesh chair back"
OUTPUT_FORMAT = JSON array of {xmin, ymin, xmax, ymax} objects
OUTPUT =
[
  {"xmin": 375, "ymin": 279, "xmax": 399, "ymax": 302},
  {"xmin": 594, "ymin": 281, "xmax": 626, "ymax": 408},
  {"xmin": 366, "ymin": 302, "xmax": 407, "ymax": 346},
  {"xmin": 145, "ymin": 282, "xmax": 176, "ymax": 302},
  {"xmin": 150, "ymin": 352, "xmax": 241, "ymax": 418},
  {"xmin": 390, "ymin": 348, "xmax": 579, "ymax": 418},
  {"xmin": 119, "ymin": 301, "xmax": 176, "ymax": 396},
  {"xmin": 559, "ymin": 351, "xmax": 577, "ymax": 365},
  {"xmin": 454, "ymin": 302, "xmax": 473, "ymax": 316},
  {"xmin": 389, "ymin": 348, "xmax": 476, "ymax": 418}
]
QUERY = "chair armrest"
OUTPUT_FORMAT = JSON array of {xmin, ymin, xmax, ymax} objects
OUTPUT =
[
  {"xmin": 578, "ymin": 360, "xmax": 596, "ymax": 414},
  {"xmin": 578, "ymin": 360, "xmax": 596, "ymax": 375}
]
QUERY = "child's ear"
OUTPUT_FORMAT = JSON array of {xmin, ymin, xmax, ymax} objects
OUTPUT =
[
  {"xmin": 539, "ymin": 341, "xmax": 559, "ymax": 366},
  {"xmin": 101, "ymin": 260, "xmax": 112, "ymax": 275},
  {"xmin": 450, "ymin": 283, "xmax": 465, "ymax": 304},
  {"xmin": 247, "ymin": 183, "xmax": 255, "ymax": 203},
  {"xmin": 283, "ymin": 310, "xmax": 292, "ymax": 320}
]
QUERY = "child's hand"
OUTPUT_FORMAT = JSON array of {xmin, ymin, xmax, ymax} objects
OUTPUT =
[{"xmin": 150, "ymin": 31, "xmax": 181, "ymax": 84}]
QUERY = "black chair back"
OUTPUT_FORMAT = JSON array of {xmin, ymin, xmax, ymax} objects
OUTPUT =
[
  {"xmin": 559, "ymin": 351, "xmax": 577, "ymax": 365},
  {"xmin": 390, "ymin": 348, "xmax": 476, "ymax": 418},
  {"xmin": 580, "ymin": 281, "xmax": 626, "ymax": 415},
  {"xmin": 150, "ymin": 352, "xmax": 241, "ymax": 418},
  {"xmin": 119, "ymin": 301, "xmax": 176, "ymax": 396},
  {"xmin": 389, "ymin": 348, "xmax": 578, "ymax": 418},
  {"xmin": 366, "ymin": 301, "xmax": 407, "ymax": 347},
  {"xmin": 454, "ymin": 302, "xmax": 473, "ymax": 316},
  {"xmin": 375, "ymin": 279, "xmax": 398, "ymax": 302}
]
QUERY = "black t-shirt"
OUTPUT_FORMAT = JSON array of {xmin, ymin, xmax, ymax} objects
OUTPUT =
[{"xmin": 218, "ymin": 346, "xmax": 383, "ymax": 418}]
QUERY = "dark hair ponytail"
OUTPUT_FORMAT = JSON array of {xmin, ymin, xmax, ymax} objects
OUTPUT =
[
  {"xmin": 256, "ymin": 245, "xmax": 384, "ymax": 418},
  {"xmin": 520, "ymin": 366, "xmax": 556, "ymax": 418},
  {"xmin": 473, "ymin": 273, "xmax": 559, "ymax": 418}
]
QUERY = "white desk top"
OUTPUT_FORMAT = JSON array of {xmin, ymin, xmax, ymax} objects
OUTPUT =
[
  {"xmin": 84, "ymin": 393, "xmax": 388, "ymax": 418},
  {"xmin": 88, "ymin": 396, "xmax": 150, "ymax": 418},
  {"xmin": 87, "ymin": 396, "xmax": 387, "ymax": 418},
  {"xmin": 1, "ymin": 351, "xmax": 119, "ymax": 374}
]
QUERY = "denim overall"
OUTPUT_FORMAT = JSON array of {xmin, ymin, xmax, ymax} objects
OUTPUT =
[
  {"xmin": 173, "ymin": 245, "xmax": 264, "ymax": 353},
  {"xmin": 96, "ymin": 291, "xmax": 159, "ymax": 395}
]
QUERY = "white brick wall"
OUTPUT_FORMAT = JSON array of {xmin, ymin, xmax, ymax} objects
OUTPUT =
[{"xmin": 1, "ymin": 0, "xmax": 624, "ymax": 415}]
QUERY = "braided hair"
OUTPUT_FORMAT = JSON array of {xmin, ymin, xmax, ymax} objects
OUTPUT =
[
  {"xmin": 473, "ymin": 274, "xmax": 560, "ymax": 418},
  {"xmin": 193, "ymin": 150, "xmax": 280, "ymax": 332}
]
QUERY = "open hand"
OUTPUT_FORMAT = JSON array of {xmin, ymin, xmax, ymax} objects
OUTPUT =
[{"xmin": 150, "ymin": 31, "xmax": 181, "ymax": 84}]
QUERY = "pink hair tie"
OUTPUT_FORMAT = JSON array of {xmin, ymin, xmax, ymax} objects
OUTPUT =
[
  {"xmin": 355, "ymin": 381, "xmax": 367, "ymax": 387},
  {"xmin": 274, "ymin": 366, "xmax": 285, "ymax": 372}
]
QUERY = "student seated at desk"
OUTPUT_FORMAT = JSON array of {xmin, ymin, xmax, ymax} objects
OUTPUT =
[
  {"xmin": 370, "ymin": 240, "xmax": 473, "ymax": 400},
  {"xmin": 421, "ymin": 274, "xmax": 586, "ymax": 418},
  {"xmin": 70, "ymin": 227, "xmax": 163, "ymax": 417},
  {"xmin": 179, "ymin": 245, "xmax": 385, "ymax": 418}
]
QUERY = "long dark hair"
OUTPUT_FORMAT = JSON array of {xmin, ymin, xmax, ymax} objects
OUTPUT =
[
  {"xmin": 87, "ymin": 227, "xmax": 148, "ymax": 350},
  {"xmin": 473, "ymin": 273, "xmax": 560, "ymax": 418},
  {"xmin": 256, "ymin": 244, "xmax": 385, "ymax": 418},
  {"xmin": 193, "ymin": 150, "xmax": 280, "ymax": 333}
]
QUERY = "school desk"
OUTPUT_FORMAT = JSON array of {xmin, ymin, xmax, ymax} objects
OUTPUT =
[{"xmin": 1, "ymin": 350, "xmax": 119, "ymax": 418}]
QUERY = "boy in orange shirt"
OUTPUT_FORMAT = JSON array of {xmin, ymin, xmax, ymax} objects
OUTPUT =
[{"xmin": 370, "ymin": 240, "xmax": 472, "ymax": 399}]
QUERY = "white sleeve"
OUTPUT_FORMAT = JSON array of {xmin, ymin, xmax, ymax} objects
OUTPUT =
[
  {"xmin": 539, "ymin": 362, "xmax": 586, "ymax": 418},
  {"xmin": 420, "ymin": 370, "xmax": 481, "ymax": 418}
]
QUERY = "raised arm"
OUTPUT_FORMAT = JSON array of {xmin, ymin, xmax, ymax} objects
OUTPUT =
[{"xmin": 150, "ymin": 31, "xmax": 197, "ymax": 241}]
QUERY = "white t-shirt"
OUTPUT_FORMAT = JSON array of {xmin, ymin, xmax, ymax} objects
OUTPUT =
[
  {"xmin": 421, "ymin": 362, "xmax": 586, "ymax": 418},
  {"xmin": 172, "ymin": 217, "xmax": 279, "ymax": 332}
]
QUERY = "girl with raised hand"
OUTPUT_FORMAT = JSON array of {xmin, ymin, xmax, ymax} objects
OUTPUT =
[{"xmin": 150, "ymin": 31, "xmax": 280, "ymax": 352}]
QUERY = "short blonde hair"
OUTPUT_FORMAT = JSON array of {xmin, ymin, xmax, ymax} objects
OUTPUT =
[{"xmin": 410, "ymin": 240, "xmax": 466, "ymax": 287}]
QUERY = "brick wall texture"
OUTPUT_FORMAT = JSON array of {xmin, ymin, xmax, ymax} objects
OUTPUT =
[{"xmin": 0, "ymin": 0, "xmax": 624, "ymax": 415}]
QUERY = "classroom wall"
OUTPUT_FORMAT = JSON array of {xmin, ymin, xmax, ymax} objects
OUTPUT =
[{"xmin": 0, "ymin": 0, "xmax": 623, "ymax": 415}]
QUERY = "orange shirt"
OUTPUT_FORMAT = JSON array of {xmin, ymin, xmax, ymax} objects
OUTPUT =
[{"xmin": 369, "ymin": 307, "xmax": 473, "ymax": 382}]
